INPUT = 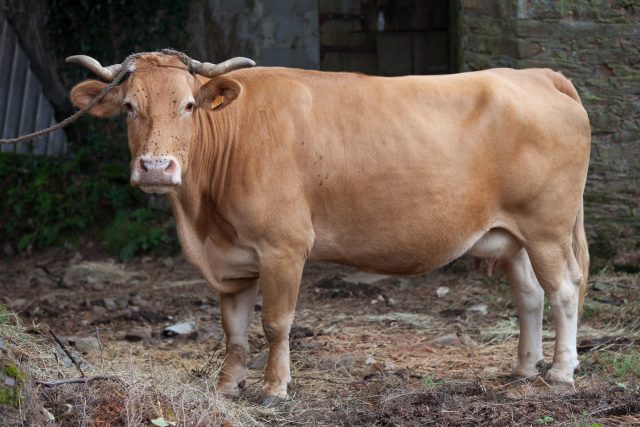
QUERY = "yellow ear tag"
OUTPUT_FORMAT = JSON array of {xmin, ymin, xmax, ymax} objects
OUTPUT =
[{"xmin": 210, "ymin": 95, "xmax": 225, "ymax": 110}]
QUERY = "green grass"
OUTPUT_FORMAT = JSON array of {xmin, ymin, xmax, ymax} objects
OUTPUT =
[
  {"xmin": 421, "ymin": 373, "xmax": 446, "ymax": 388},
  {"xmin": 590, "ymin": 348, "xmax": 640, "ymax": 384},
  {"xmin": 608, "ymin": 350, "xmax": 640, "ymax": 380},
  {"xmin": 535, "ymin": 415, "xmax": 554, "ymax": 425}
]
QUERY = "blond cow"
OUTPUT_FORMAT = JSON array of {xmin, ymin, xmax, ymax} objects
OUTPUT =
[{"xmin": 68, "ymin": 51, "xmax": 590, "ymax": 404}]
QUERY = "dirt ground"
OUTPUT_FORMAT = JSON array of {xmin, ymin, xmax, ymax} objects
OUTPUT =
[{"xmin": 1, "ymin": 245, "xmax": 639, "ymax": 426}]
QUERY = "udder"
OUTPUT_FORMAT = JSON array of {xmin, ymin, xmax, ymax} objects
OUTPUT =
[{"xmin": 467, "ymin": 228, "xmax": 522, "ymax": 276}]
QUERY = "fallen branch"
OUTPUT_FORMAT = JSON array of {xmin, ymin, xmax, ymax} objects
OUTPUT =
[
  {"xmin": 48, "ymin": 328, "xmax": 85, "ymax": 377},
  {"xmin": 95, "ymin": 326, "xmax": 105, "ymax": 372},
  {"xmin": 36, "ymin": 375, "xmax": 117, "ymax": 387}
]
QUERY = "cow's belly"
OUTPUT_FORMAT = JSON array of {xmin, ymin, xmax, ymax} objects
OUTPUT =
[
  {"xmin": 309, "ymin": 220, "xmax": 487, "ymax": 275},
  {"xmin": 310, "ymin": 223, "xmax": 522, "ymax": 275}
]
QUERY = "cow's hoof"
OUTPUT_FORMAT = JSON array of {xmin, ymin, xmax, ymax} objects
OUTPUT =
[
  {"xmin": 260, "ymin": 394, "xmax": 290, "ymax": 407},
  {"xmin": 512, "ymin": 364, "xmax": 540, "ymax": 379},
  {"xmin": 218, "ymin": 381, "xmax": 244, "ymax": 398},
  {"xmin": 544, "ymin": 368, "xmax": 574, "ymax": 386},
  {"xmin": 511, "ymin": 359, "xmax": 549, "ymax": 379}
]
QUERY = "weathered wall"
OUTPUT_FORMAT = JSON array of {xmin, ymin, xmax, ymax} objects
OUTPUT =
[
  {"xmin": 460, "ymin": 0, "xmax": 640, "ymax": 264},
  {"xmin": 188, "ymin": 0, "xmax": 319, "ymax": 69}
]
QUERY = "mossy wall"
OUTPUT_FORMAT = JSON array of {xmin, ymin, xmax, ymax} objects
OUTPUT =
[{"xmin": 459, "ymin": 0, "xmax": 640, "ymax": 262}]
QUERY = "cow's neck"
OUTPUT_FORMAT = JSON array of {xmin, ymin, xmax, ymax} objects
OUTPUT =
[
  {"xmin": 188, "ymin": 107, "xmax": 236, "ymax": 204},
  {"xmin": 167, "ymin": 107, "xmax": 238, "ymax": 242}
]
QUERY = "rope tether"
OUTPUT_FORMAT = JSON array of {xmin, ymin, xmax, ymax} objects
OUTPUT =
[{"xmin": 0, "ymin": 49, "xmax": 198, "ymax": 146}]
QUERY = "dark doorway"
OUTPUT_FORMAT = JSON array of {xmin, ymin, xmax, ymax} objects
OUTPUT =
[{"xmin": 319, "ymin": 0, "xmax": 457, "ymax": 76}]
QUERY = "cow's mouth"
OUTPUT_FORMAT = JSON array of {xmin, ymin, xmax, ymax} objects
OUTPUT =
[{"xmin": 137, "ymin": 184, "xmax": 177, "ymax": 195}]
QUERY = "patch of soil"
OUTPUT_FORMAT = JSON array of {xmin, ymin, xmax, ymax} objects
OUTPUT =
[
  {"xmin": 1, "ymin": 246, "xmax": 639, "ymax": 426},
  {"xmin": 346, "ymin": 381, "xmax": 640, "ymax": 426},
  {"xmin": 40, "ymin": 379, "xmax": 130, "ymax": 426},
  {"xmin": 314, "ymin": 274, "xmax": 385, "ymax": 299}
]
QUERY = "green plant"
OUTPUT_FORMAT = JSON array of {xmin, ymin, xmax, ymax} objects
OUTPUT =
[
  {"xmin": 610, "ymin": 350, "xmax": 640, "ymax": 380},
  {"xmin": 594, "ymin": 349, "xmax": 640, "ymax": 382},
  {"xmin": 104, "ymin": 208, "xmax": 175, "ymax": 261},
  {"xmin": 0, "ymin": 145, "xmax": 176, "ymax": 258},
  {"xmin": 0, "ymin": 305, "xmax": 8, "ymax": 326},
  {"xmin": 535, "ymin": 415, "xmax": 554, "ymax": 424},
  {"xmin": 421, "ymin": 373, "xmax": 445, "ymax": 388}
]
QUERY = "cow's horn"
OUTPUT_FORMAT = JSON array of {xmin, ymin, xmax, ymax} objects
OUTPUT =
[
  {"xmin": 190, "ymin": 57, "xmax": 256, "ymax": 77},
  {"xmin": 66, "ymin": 55, "xmax": 123, "ymax": 81}
]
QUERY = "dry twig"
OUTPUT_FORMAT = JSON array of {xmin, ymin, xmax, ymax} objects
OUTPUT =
[{"xmin": 48, "ymin": 328, "xmax": 85, "ymax": 377}]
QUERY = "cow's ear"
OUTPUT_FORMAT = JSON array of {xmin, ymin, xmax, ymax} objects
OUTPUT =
[
  {"xmin": 69, "ymin": 80, "xmax": 124, "ymax": 118},
  {"xmin": 196, "ymin": 77, "xmax": 242, "ymax": 110}
]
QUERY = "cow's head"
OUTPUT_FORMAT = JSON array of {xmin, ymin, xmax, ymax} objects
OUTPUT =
[{"xmin": 68, "ymin": 51, "xmax": 254, "ymax": 194}]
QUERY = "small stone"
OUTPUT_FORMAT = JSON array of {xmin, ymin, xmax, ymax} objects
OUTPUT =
[
  {"xmin": 125, "ymin": 326, "xmax": 152, "ymax": 342},
  {"xmin": 91, "ymin": 282, "xmax": 106, "ymax": 291},
  {"xmin": 162, "ymin": 321, "xmax": 196, "ymax": 337},
  {"xmin": 3, "ymin": 374, "xmax": 16, "ymax": 387},
  {"xmin": 319, "ymin": 355, "xmax": 354, "ymax": 371},
  {"xmin": 42, "ymin": 408, "xmax": 55, "ymax": 421},
  {"xmin": 199, "ymin": 304, "xmax": 219, "ymax": 316},
  {"xmin": 115, "ymin": 298, "xmax": 129, "ymax": 309},
  {"xmin": 103, "ymin": 298, "xmax": 117, "ymax": 311},
  {"xmin": 365, "ymin": 355, "xmax": 376, "ymax": 365},
  {"xmin": 430, "ymin": 334, "xmax": 460, "ymax": 347},
  {"xmin": 460, "ymin": 334, "xmax": 477, "ymax": 346},
  {"xmin": 468, "ymin": 304, "xmax": 488, "ymax": 315},
  {"xmin": 386, "ymin": 297, "xmax": 397, "ymax": 307},
  {"xmin": 129, "ymin": 294, "xmax": 145, "ymax": 306},
  {"xmin": 0, "ymin": 338, "xmax": 6, "ymax": 350},
  {"xmin": 436, "ymin": 287, "xmax": 450, "ymax": 298},
  {"xmin": 248, "ymin": 350, "xmax": 268, "ymax": 369},
  {"xmin": 74, "ymin": 337, "xmax": 100, "ymax": 354},
  {"xmin": 91, "ymin": 305, "xmax": 107, "ymax": 317},
  {"xmin": 141, "ymin": 256, "xmax": 154, "ymax": 264},
  {"xmin": 69, "ymin": 252, "xmax": 83, "ymax": 265},
  {"xmin": 162, "ymin": 257, "xmax": 174, "ymax": 268}
]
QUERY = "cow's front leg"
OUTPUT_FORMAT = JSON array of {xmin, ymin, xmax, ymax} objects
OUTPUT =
[
  {"xmin": 218, "ymin": 280, "xmax": 259, "ymax": 397},
  {"xmin": 258, "ymin": 255, "xmax": 305, "ymax": 404}
]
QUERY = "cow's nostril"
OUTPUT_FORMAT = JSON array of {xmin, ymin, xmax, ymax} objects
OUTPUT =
[
  {"xmin": 139, "ymin": 158, "xmax": 149, "ymax": 172},
  {"xmin": 164, "ymin": 160, "xmax": 176, "ymax": 175}
]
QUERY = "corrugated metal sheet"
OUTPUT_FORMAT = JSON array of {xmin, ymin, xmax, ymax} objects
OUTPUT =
[{"xmin": 0, "ymin": 8, "xmax": 66, "ymax": 156}]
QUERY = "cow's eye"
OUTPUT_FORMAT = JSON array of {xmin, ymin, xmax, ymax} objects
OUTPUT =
[
  {"xmin": 185, "ymin": 102, "xmax": 194, "ymax": 112},
  {"xmin": 124, "ymin": 102, "xmax": 133, "ymax": 112}
]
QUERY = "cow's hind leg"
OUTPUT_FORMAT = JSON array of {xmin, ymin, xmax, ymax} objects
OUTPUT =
[
  {"xmin": 526, "ymin": 240, "xmax": 582, "ymax": 385},
  {"xmin": 218, "ymin": 280, "xmax": 259, "ymax": 397},
  {"xmin": 501, "ymin": 248, "xmax": 545, "ymax": 378}
]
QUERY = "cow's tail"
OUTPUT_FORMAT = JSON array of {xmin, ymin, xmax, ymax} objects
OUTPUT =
[
  {"xmin": 546, "ymin": 69, "xmax": 582, "ymax": 105},
  {"xmin": 573, "ymin": 201, "xmax": 590, "ymax": 316}
]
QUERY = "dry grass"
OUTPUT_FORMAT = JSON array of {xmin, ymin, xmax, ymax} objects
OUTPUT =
[
  {"xmin": 1, "ymin": 252, "xmax": 639, "ymax": 426},
  {"xmin": 0, "ymin": 306, "xmax": 275, "ymax": 426}
]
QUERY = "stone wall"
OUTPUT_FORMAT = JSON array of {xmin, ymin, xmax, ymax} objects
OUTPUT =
[
  {"xmin": 460, "ymin": 0, "xmax": 640, "ymax": 264},
  {"xmin": 188, "ymin": 0, "xmax": 319, "ymax": 69}
]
